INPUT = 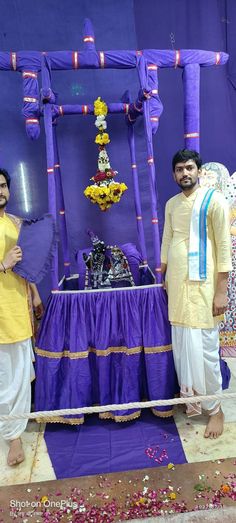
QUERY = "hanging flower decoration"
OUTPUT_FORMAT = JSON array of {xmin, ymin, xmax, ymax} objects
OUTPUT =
[{"xmin": 84, "ymin": 97, "xmax": 128, "ymax": 211}]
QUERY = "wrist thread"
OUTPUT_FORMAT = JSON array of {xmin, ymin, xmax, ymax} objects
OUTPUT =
[{"xmin": 1, "ymin": 262, "xmax": 6, "ymax": 273}]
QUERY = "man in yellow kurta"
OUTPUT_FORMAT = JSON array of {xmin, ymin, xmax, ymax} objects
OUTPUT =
[
  {"xmin": 0, "ymin": 168, "xmax": 42, "ymax": 466},
  {"xmin": 161, "ymin": 150, "xmax": 232, "ymax": 439}
]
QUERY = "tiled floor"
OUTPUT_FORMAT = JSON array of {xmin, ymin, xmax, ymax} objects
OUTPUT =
[
  {"xmin": 0, "ymin": 359, "xmax": 236, "ymax": 487},
  {"xmin": 174, "ymin": 358, "xmax": 236, "ymax": 463}
]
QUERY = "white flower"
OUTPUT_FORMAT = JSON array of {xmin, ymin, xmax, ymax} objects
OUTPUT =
[
  {"xmin": 95, "ymin": 115, "xmax": 107, "ymax": 129},
  {"xmin": 142, "ymin": 475, "xmax": 149, "ymax": 482}
]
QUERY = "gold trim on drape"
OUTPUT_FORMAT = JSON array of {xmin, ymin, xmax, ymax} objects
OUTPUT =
[
  {"xmin": 99, "ymin": 410, "xmax": 141, "ymax": 422},
  {"xmin": 151, "ymin": 408, "xmax": 174, "ymax": 418},
  {"xmin": 36, "ymin": 416, "xmax": 84, "ymax": 425},
  {"xmin": 35, "ymin": 344, "xmax": 172, "ymax": 359},
  {"xmin": 36, "ymin": 408, "xmax": 174, "ymax": 425}
]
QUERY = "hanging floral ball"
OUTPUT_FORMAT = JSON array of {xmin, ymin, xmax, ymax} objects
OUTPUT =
[{"xmin": 84, "ymin": 182, "xmax": 128, "ymax": 211}]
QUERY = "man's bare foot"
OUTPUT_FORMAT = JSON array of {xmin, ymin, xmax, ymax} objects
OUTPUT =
[
  {"xmin": 204, "ymin": 408, "xmax": 224, "ymax": 439},
  {"xmin": 7, "ymin": 438, "xmax": 25, "ymax": 466}
]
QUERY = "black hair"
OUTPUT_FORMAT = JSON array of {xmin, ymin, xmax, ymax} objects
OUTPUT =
[
  {"xmin": 172, "ymin": 149, "xmax": 202, "ymax": 171},
  {"xmin": 0, "ymin": 168, "xmax": 11, "ymax": 189}
]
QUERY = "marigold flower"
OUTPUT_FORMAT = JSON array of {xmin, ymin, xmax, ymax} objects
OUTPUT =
[
  {"xmin": 220, "ymin": 484, "xmax": 231, "ymax": 493},
  {"xmin": 94, "ymin": 96, "xmax": 108, "ymax": 116},
  {"xmin": 95, "ymin": 133, "xmax": 110, "ymax": 145}
]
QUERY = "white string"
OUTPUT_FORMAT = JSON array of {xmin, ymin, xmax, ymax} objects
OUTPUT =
[{"xmin": 0, "ymin": 391, "xmax": 235, "ymax": 421}]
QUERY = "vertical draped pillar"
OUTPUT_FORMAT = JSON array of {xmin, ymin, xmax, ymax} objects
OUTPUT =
[
  {"xmin": 22, "ymin": 70, "xmax": 40, "ymax": 140},
  {"xmin": 41, "ymin": 56, "xmax": 59, "ymax": 290},
  {"xmin": 127, "ymin": 124, "xmax": 148, "ymax": 265},
  {"xmin": 53, "ymin": 125, "xmax": 71, "ymax": 278},
  {"xmin": 137, "ymin": 56, "xmax": 162, "ymax": 282},
  {"xmin": 183, "ymin": 64, "xmax": 200, "ymax": 152}
]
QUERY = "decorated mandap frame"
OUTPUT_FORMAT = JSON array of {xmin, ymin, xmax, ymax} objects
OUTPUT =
[{"xmin": 0, "ymin": 19, "xmax": 229, "ymax": 423}]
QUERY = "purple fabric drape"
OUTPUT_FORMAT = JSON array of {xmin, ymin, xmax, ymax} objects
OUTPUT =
[
  {"xmin": 22, "ymin": 70, "xmax": 40, "ymax": 140},
  {"xmin": 0, "ymin": 49, "xmax": 228, "ymax": 73},
  {"xmin": 127, "ymin": 124, "xmax": 148, "ymax": 264},
  {"xmin": 183, "ymin": 64, "xmax": 200, "ymax": 151},
  {"xmin": 35, "ymin": 286, "xmax": 179, "ymax": 423},
  {"xmin": 0, "ymin": 16, "xmax": 230, "ymax": 312},
  {"xmin": 52, "ymin": 103, "xmax": 130, "ymax": 118},
  {"xmin": 146, "ymin": 64, "xmax": 163, "ymax": 135},
  {"xmin": 137, "ymin": 56, "xmax": 161, "ymax": 282},
  {"xmin": 53, "ymin": 126, "xmax": 71, "ymax": 278},
  {"xmin": 41, "ymin": 55, "xmax": 58, "ymax": 289},
  {"xmin": 13, "ymin": 214, "xmax": 56, "ymax": 283},
  {"xmin": 44, "ymin": 411, "xmax": 187, "ymax": 479},
  {"xmin": 83, "ymin": 18, "xmax": 96, "ymax": 52}
]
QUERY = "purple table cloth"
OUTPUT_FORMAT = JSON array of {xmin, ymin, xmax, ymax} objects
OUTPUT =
[{"xmin": 35, "ymin": 285, "xmax": 179, "ymax": 423}]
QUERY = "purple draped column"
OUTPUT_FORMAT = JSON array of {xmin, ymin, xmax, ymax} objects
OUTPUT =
[
  {"xmin": 182, "ymin": 64, "xmax": 200, "ymax": 152},
  {"xmin": 137, "ymin": 56, "xmax": 162, "ymax": 282},
  {"xmin": 83, "ymin": 18, "xmax": 96, "ymax": 51},
  {"xmin": 41, "ymin": 56, "xmax": 59, "ymax": 290},
  {"xmin": 127, "ymin": 124, "xmax": 148, "ymax": 265},
  {"xmin": 22, "ymin": 70, "xmax": 40, "ymax": 140},
  {"xmin": 147, "ymin": 63, "xmax": 163, "ymax": 136},
  {"xmin": 53, "ymin": 125, "xmax": 71, "ymax": 278}
]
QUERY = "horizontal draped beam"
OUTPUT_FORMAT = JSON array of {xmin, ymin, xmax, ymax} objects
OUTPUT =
[
  {"xmin": 52, "ymin": 103, "xmax": 131, "ymax": 116},
  {"xmin": 0, "ymin": 49, "xmax": 228, "ymax": 72}
]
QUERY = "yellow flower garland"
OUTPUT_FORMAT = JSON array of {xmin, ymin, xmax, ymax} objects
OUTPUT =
[{"xmin": 84, "ymin": 97, "xmax": 128, "ymax": 211}]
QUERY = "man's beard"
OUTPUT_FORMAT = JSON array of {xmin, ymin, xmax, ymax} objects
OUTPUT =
[
  {"xmin": 0, "ymin": 197, "xmax": 7, "ymax": 209},
  {"xmin": 177, "ymin": 178, "xmax": 198, "ymax": 191}
]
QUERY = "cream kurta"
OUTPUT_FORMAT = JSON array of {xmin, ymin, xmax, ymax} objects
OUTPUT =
[{"xmin": 161, "ymin": 187, "xmax": 232, "ymax": 329}]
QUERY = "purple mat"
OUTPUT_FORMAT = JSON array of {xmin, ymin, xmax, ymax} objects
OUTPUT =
[{"xmin": 44, "ymin": 410, "xmax": 186, "ymax": 479}]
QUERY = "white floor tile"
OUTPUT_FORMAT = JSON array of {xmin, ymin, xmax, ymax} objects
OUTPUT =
[{"xmin": 30, "ymin": 429, "xmax": 56, "ymax": 483}]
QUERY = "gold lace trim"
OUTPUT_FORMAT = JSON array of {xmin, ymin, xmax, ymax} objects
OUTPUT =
[
  {"xmin": 36, "ymin": 416, "xmax": 84, "ymax": 425},
  {"xmin": 151, "ymin": 408, "xmax": 174, "ymax": 418},
  {"xmin": 35, "ymin": 408, "xmax": 174, "ymax": 425},
  {"xmin": 99, "ymin": 410, "xmax": 141, "ymax": 422},
  {"xmin": 35, "ymin": 344, "xmax": 172, "ymax": 359}
]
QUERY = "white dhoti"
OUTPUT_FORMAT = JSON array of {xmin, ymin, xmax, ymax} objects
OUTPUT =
[
  {"xmin": 171, "ymin": 325, "xmax": 222, "ymax": 416},
  {"xmin": 0, "ymin": 338, "xmax": 35, "ymax": 441}
]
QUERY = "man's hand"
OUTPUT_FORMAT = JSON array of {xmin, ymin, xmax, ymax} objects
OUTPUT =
[
  {"xmin": 33, "ymin": 301, "xmax": 44, "ymax": 320},
  {"xmin": 213, "ymin": 272, "xmax": 229, "ymax": 317},
  {"xmin": 161, "ymin": 263, "xmax": 167, "ymax": 290},
  {"xmin": 161, "ymin": 263, "xmax": 167, "ymax": 274},
  {"xmin": 29, "ymin": 283, "xmax": 44, "ymax": 320},
  {"xmin": 3, "ymin": 245, "xmax": 22, "ymax": 269},
  {"xmin": 213, "ymin": 291, "xmax": 228, "ymax": 316}
]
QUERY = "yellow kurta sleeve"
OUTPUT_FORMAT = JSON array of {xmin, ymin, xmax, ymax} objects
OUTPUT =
[
  {"xmin": 210, "ymin": 191, "xmax": 232, "ymax": 273},
  {"xmin": 161, "ymin": 200, "xmax": 173, "ymax": 264}
]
